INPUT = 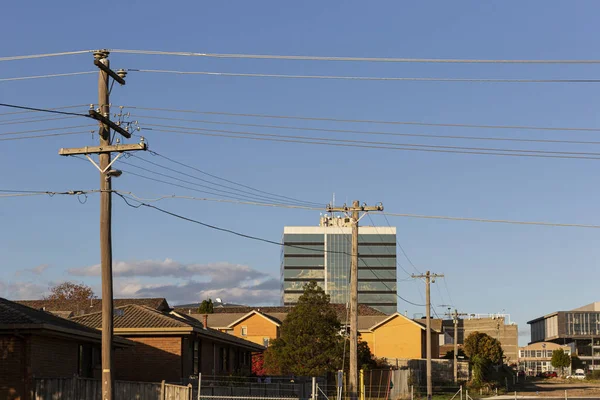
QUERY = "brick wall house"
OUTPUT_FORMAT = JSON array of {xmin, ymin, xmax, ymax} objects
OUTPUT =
[
  {"xmin": 72, "ymin": 305, "xmax": 265, "ymax": 383},
  {"xmin": 0, "ymin": 298, "xmax": 131, "ymax": 400}
]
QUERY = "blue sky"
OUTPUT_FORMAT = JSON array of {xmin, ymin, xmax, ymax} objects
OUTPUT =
[{"xmin": 1, "ymin": 1, "xmax": 599, "ymax": 344}]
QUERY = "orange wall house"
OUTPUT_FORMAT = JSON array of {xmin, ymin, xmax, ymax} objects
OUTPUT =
[
  {"xmin": 229, "ymin": 311, "xmax": 281, "ymax": 347},
  {"xmin": 360, "ymin": 313, "xmax": 440, "ymax": 360}
]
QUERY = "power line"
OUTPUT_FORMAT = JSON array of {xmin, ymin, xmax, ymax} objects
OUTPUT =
[
  {"xmin": 364, "ymin": 214, "xmax": 426, "ymax": 306},
  {"xmin": 120, "ymin": 159, "xmax": 313, "ymax": 206},
  {"xmin": 0, "ymin": 104, "xmax": 86, "ymax": 117},
  {"xmin": 130, "ymin": 114, "xmax": 600, "ymax": 146},
  {"xmin": 383, "ymin": 211, "xmax": 600, "ymax": 229},
  {"xmin": 0, "ymin": 116, "xmax": 77, "ymax": 126},
  {"xmin": 382, "ymin": 213, "xmax": 421, "ymax": 274},
  {"xmin": 366, "ymin": 214, "xmax": 412, "ymax": 278},
  {"xmin": 144, "ymin": 123, "xmax": 600, "ymax": 156},
  {"xmin": 110, "ymin": 188, "xmax": 600, "ymax": 229},
  {"xmin": 0, "ymin": 103, "xmax": 90, "ymax": 118},
  {"xmin": 0, "ymin": 71, "xmax": 96, "ymax": 82},
  {"xmin": 114, "ymin": 191, "xmax": 320, "ymax": 210},
  {"xmin": 126, "ymin": 106, "xmax": 600, "ymax": 133},
  {"xmin": 119, "ymin": 167, "xmax": 274, "ymax": 203},
  {"xmin": 442, "ymin": 278, "xmax": 456, "ymax": 311},
  {"xmin": 0, "ymin": 50, "xmax": 93, "ymax": 62},
  {"xmin": 147, "ymin": 150, "xmax": 323, "ymax": 207},
  {"xmin": 128, "ymin": 68, "xmax": 600, "ymax": 83},
  {"xmin": 146, "ymin": 126, "xmax": 600, "ymax": 161},
  {"xmin": 330, "ymin": 214, "xmax": 425, "ymax": 308},
  {"xmin": 0, "ymin": 131, "xmax": 92, "ymax": 141},
  {"xmin": 110, "ymin": 49, "xmax": 600, "ymax": 64},
  {"xmin": 128, "ymin": 154, "xmax": 320, "ymax": 207},
  {"xmin": 114, "ymin": 192, "xmax": 356, "ymax": 256},
  {"xmin": 0, "ymin": 189, "xmax": 100, "ymax": 198},
  {"xmin": 0, "ymin": 125, "xmax": 95, "ymax": 136},
  {"xmin": 116, "ymin": 188, "xmax": 423, "ymax": 307},
  {"xmin": 120, "ymin": 169, "xmax": 321, "ymax": 208}
]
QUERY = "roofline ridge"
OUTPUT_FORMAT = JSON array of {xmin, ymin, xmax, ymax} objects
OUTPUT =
[{"xmin": 0, "ymin": 297, "xmax": 44, "ymax": 324}]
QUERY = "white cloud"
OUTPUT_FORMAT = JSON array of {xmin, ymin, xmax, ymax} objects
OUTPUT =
[
  {"xmin": 133, "ymin": 280, "xmax": 281, "ymax": 306},
  {"xmin": 0, "ymin": 282, "xmax": 48, "ymax": 300},
  {"xmin": 15, "ymin": 264, "xmax": 50, "ymax": 277},
  {"xmin": 70, "ymin": 259, "xmax": 280, "ymax": 306},
  {"xmin": 69, "ymin": 259, "xmax": 267, "ymax": 282}
]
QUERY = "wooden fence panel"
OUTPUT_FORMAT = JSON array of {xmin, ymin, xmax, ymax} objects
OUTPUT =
[{"xmin": 34, "ymin": 377, "xmax": 187, "ymax": 400}]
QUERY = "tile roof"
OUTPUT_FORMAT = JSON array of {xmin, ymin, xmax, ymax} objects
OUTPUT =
[
  {"xmin": 413, "ymin": 318, "xmax": 443, "ymax": 333},
  {"xmin": 168, "ymin": 311, "xmax": 264, "ymax": 351},
  {"xmin": 178, "ymin": 304, "xmax": 386, "ymax": 318},
  {"xmin": 189, "ymin": 313, "xmax": 248, "ymax": 328},
  {"xmin": 72, "ymin": 305, "xmax": 264, "ymax": 352},
  {"xmin": 17, "ymin": 298, "xmax": 169, "ymax": 316},
  {"xmin": 73, "ymin": 305, "xmax": 190, "ymax": 329},
  {"xmin": 0, "ymin": 297, "xmax": 114, "ymax": 340},
  {"xmin": 357, "ymin": 315, "xmax": 389, "ymax": 331}
]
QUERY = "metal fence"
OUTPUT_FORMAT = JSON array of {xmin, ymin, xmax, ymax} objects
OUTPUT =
[
  {"xmin": 191, "ymin": 375, "xmax": 318, "ymax": 400},
  {"xmin": 34, "ymin": 377, "xmax": 192, "ymax": 400}
]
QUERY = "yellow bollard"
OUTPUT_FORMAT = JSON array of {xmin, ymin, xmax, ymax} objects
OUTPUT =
[{"xmin": 360, "ymin": 369, "xmax": 365, "ymax": 400}]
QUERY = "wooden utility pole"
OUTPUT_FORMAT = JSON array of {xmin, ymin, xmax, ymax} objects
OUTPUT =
[
  {"xmin": 445, "ymin": 309, "xmax": 468, "ymax": 383},
  {"xmin": 58, "ymin": 49, "xmax": 147, "ymax": 400},
  {"xmin": 412, "ymin": 271, "xmax": 444, "ymax": 400},
  {"xmin": 326, "ymin": 201, "xmax": 383, "ymax": 400}
]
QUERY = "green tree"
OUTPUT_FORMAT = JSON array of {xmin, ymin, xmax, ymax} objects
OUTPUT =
[
  {"xmin": 264, "ymin": 281, "xmax": 344, "ymax": 376},
  {"xmin": 44, "ymin": 281, "xmax": 95, "ymax": 301},
  {"xmin": 463, "ymin": 332, "xmax": 504, "ymax": 385},
  {"xmin": 464, "ymin": 332, "xmax": 504, "ymax": 365},
  {"xmin": 357, "ymin": 336, "xmax": 377, "ymax": 370},
  {"xmin": 551, "ymin": 349, "xmax": 571, "ymax": 376},
  {"xmin": 198, "ymin": 298, "xmax": 214, "ymax": 314}
]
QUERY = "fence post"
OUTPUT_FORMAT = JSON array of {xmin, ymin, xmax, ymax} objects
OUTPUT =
[
  {"xmin": 460, "ymin": 385, "xmax": 462, "ymax": 400},
  {"xmin": 465, "ymin": 389, "xmax": 468, "ymax": 400},
  {"xmin": 411, "ymin": 385, "xmax": 413, "ymax": 400},
  {"xmin": 514, "ymin": 390, "xmax": 517, "ymax": 400},
  {"xmin": 197, "ymin": 373, "xmax": 201, "ymax": 400},
  {"xmin": 565, "ymin": 389, "xmax": 568, "ymax": 400},
  {"xmin": 312, "ymin": 377, "xmax": 317, "ymax": 400},
  {"xmin": 160, "ymin": 380, "xmax": 165, "ymax": 400},
  {"xmin": 188, "ymin": 384, "xmax": 193, "ymax": 400}
]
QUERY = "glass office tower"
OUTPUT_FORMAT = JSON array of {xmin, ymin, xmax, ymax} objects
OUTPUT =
[{"xmin": 281, "ymin": 216, "xmax": 397, "ymax": 314}]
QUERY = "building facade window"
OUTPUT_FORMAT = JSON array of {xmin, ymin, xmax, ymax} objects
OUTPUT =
[
  {"xmin": 263, "ymin": 338, "xmax": 270, "ymax": 347},
  {"xmin": 241, "ymin": 326, "xmax": 248, "ymax": 336}
]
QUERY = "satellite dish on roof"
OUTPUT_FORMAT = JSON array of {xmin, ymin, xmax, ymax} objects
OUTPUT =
[{"xmin": 215, "ymin": 298, "xmax": 222, "ymax": 303}]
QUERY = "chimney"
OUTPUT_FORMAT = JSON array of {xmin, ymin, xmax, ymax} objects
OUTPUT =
[{"xmin": 203, "ymin": 314, "xmax": 208, "ymax": 329}]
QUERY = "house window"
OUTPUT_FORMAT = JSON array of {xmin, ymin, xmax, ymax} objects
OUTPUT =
[
  {"xmin": 193, "ymin": 340, "xmax": 199, "ymax": 374},
  {"xmin": 241, "ymin": 326, "xmax": 248, "ymax": 336},
  {"xmin": 220, "ymin": 347, "xmax": 229, "ymax": 372},
  {"xmin": 263, "ymin": 338, "xmax": 270, "ymax": 347}
]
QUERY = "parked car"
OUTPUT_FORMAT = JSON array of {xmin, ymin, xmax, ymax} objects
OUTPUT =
[
  {"xmin": 544, "ymin": 371, "xmax": 557, "ymax": 378},
  {"xmin": 567, "ymin": 369, "xmax": 586, "ymax": 379}
]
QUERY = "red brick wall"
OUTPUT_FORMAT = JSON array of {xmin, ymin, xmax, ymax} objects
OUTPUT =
[
  {"xmin": 0, "ymin": 335, "xmax": 25, "ymax": 400},
  {"xmin": 29, "ymin": 335, "xmax": 79, "ymax": 378},
  {"xmin": 200, "ymin": 340, "xmax": 216, "ymax": 375},
  {"xmin": 114, "ymin": 336, "xmax": 182, "ymax": 383}
]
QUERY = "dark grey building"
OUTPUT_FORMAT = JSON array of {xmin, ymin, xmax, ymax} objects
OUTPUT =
[
  {"xmin": 281, "ymin": 216, "xmax": 397, "ymax": 314},
  {"xmin": 528, "ymin": 302, "xmax": 600, "ymax": 370}
]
